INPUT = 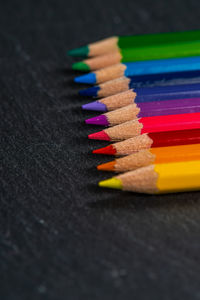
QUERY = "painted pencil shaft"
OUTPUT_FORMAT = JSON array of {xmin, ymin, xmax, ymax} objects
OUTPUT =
[
  {"xmin": 99, "ymin": 160, "xmax": 200, "ymax": 194},
  {"xmin": 121, "ymin": 40, "xmax": 200, "ymax": 62},
  {"xmin": 117, "ymin": 30, "xmax": 200, "ymax": 51},
  {"xmin": 97, "ymin": 144, "xmax": 200, "ymax": 172},
  {"xmin": 89, "ymin": 113, "xmax": 200, "ymax": 141},
  {"xmin": 74, "ymin": 40, "xmax": 200, "ymax": 71},
  {"xmin": 85, "ymin": 98, "xmax": 200, "ymax": 126},
  {"xmin": 93, "ymin": 129, "xmax": 200, "ymax": 156},
  {"xmin": 69, "ymin": 30, "xmax": 200, "ymax": 57},
  {"xmin": 79, "ymin": 73, "xmax": 200, "ymax": 98},
  {"xmin": 75, "ymin": 57, "xmax": 200, "ymax": 84}
]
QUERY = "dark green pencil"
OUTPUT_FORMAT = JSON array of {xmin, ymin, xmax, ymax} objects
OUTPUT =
[{"xmin": 68, "ymin": 29, "xmax": 200, "ymax": 58}]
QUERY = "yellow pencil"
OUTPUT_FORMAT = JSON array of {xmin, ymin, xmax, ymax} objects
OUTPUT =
[{"xmin": 99, "ymin": 160, "xmax": 200, "ymax": 194}]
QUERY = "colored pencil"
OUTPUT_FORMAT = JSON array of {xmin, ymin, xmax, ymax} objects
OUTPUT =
[
  {"xmin": 88, "ymin": 112, "xmax": 200, "ymax": 141},
  {"xmin": 75, "ymin": 57, "xmax": 200, "ymax": 84},
  {"xmin": 85, "ymin": 98, "xmax": 200, "ymax": 126},
  {"xmin": 68, "ymin": 30, "xmax": 200, "ymax": 57},
  {"xmin": 82, "ymin": 89, "xmax": 200, "ymax": 112},
  {"xmin": 72, "ymin": 40, "xmax": 200, "ymax": 71},
  {"xmin": 97, "ymin": 144, "xmax": 200, "ymax": 172},
  {"xmin": 79, "ymin": 74, "xmax": 200, "ymax": 98},
  {"xmin": 98, "ymin": 160, "xmax": 200, "ymax": 194},
  {"xmin": 93, "ymin": 129, "xmax": 200, "ymax": 156}
]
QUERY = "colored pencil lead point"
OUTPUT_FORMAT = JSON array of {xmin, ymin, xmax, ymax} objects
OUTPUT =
[
  {"xmin": 85, "ymin": 115, "xmax": 108, "ymax": 126},
  {"xmin": 74, "ymin": 73, "xmax": 96, "ymax": 84},
  {"xmin": 68, "ymin": 46, "xmax": 89, "ymax": 57},
  {"xmin": 88, "ymin": 130, "xmax": 110, "ymax": 141},
  {"xmin": 82, "ymin": 101, "xmax": 107, "ymax": 112},
  {"xmin": 79, "ymin": 86, "xmax": 100, "ymax": 97},
  {"xmin": 97, "ymin": 161, "xmax": 115, "ymax": 171},
  {"xmin": 72, "ymin": 61, "xmax": 90, "ymax": 71},
  {"xmin": 93, "ymin": 145, "xmax": 116, "ymax": 155},
  {"xmin": 98, "ymin": 178, "xmax": 122, "ymax": 189}
]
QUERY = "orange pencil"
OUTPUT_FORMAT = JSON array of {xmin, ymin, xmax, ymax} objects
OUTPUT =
[{"xmin": 97, "ymin": 144, "xmax": 200, "ymax": 172}]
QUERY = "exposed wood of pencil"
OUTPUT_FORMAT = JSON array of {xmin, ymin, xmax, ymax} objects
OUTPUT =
[
  {"xmin": 114, "ymin": 134, "xmax": 154, "ymax": 155},
  {"xmin": 104, "ymin": 119, "xmax": 143, "ymax": 141},
  {"xmin": 100, "ymin": 90, "xmax": 136, "ymax": 110},
  {"xmin": 105, "ymin": 104, "xmax": 140, "ymax": 126},
  {"xmin": 100, "ymin": 150, "xmax": 156, "ymax": 172},
  {"xmin": 96, "ymin": 64, "xmax": 127, "ymax": 83},
  {"xmin": 84, "ymin": 52, "xmax": 122, "ymax": 70},
  {"xmin": 97, "ymin": 77, "xmax": 130, "ymax": 98},
  {"xmin": 119, "ymin": 165, "xmax": 159, "ymax": 193},
  {"xmin": 89, "ymin": 37, "xmax": 119, "ymax": 56},
  {"xmin": 113, "ymin": 150, "xmax": 154, "ymax": 172},
  {"xmin": 96, "ymin": 76, "xmax": 132, "ymax": 97}
]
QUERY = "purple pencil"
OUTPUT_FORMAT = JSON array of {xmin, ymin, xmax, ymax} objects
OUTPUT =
[{"xmin": 85, "ymin": 97, "xmax": 200, "ymax": 127}]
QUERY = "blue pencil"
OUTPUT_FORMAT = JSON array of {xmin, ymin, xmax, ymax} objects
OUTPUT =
[
  {"xmin": 80, "ymin": 82, "xmax": 200, "ymax": 104},
  {"xmin": 79, "ymin": 71, "xmax": 200, "ymax": 98},
  {"xmin": 75, "ymin": 56, "xmax": 200, "ymax": 84}
]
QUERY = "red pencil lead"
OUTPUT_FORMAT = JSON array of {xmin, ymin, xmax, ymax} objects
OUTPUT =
[
  {"xmin": 93, "ymin": 145, "xmax": 116, "ymax": 155},
  {"xmin": 88, "ymin": 131, "xmax": 110, "ymax": 141}
]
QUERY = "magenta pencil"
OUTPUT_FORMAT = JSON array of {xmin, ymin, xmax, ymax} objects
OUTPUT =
[{"xmin": 85, "ymin": 97, "xmax": 200, "ymax": 126}]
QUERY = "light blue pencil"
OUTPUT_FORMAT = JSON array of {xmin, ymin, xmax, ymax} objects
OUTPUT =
[{"xmin": 75, "ymin": 56, "xmax": 200, "ymax": 84}]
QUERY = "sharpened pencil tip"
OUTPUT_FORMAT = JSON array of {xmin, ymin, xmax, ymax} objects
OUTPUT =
[
  {"xmin": 93, "ymin": 145, "xmax": 116, "ymax": 155},
  {"xmin": 68, "ymin": 46, "xmax": 89, "ymax": 57},
  {"xmin": 88, "ymin": 130, "xmax": 110, "ymax": 141},
  {"xmin": 82, "ymin": 101, "xmax": 107, "ymax": 112},
  {"xmin": 85, "ymin": 115, "xmax": 109, "ymax": 126},
  {"xmin": 98, "ymin": 178, "xmax": 122, "ymax": 189},
  {"xmin": 72, "ymin": 61, "xmax": 90, "ymax": 71},
  {"xmin": 97, "ymin": 161, "xmax": 115, "ymax": 171},
  {"xmin": 79, "ymin": 86, "xmax": 100, "ymax": 97},
  {"xmin": 74, "ymin": 73, "xmax": 96, "ymax": 84}
]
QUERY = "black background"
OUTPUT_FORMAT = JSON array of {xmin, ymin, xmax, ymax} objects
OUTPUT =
[{"xmin": 1, "ymin": 0, "xmax": 200, "ymax": 299}]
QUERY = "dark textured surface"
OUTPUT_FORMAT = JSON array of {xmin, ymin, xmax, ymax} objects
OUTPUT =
[{"xmin": 1, "ymin": 0, "xmax": 200, "ymax": 299}]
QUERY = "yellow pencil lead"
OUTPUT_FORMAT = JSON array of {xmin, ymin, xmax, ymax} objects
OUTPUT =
[{"xmin": 98, "ymin": 178, "xmax": 122, "ymax": 189}]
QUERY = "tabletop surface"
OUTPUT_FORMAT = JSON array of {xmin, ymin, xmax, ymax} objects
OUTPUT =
[{"xmin": 1, "ymin": 0, "xmax": 200, "ymax": 299}]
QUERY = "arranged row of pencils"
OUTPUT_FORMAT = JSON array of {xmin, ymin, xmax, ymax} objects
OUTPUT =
[{"xmin": 68, "ymin": 30, "xmax": 200, "ymax": 194}]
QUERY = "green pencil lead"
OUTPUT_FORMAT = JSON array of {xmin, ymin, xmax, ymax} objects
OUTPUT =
[
  {"xmin": 68, "ymin": 46, "xmax": 89, "ymax": 57},
  {"xmin": 72, "ymin": 61, "xmax": 90, "ymax": 71}
]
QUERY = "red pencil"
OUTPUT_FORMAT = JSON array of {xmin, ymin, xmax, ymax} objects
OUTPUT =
[
  {"xmin": 89, "ymin": 112, "xmax": 200, "ymax": 141},
  {"xmin": 93, "ymin": 129, "xmax": 200, "ymax": 156}
]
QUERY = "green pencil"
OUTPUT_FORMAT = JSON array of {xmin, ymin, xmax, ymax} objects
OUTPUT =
[
  {"xmin": 72, "ymin": 40, "xmax": 200, "ymax": 71},
  {"xmin": 68, "ymin": 29, "xmax": 200, "ymax": 57}
]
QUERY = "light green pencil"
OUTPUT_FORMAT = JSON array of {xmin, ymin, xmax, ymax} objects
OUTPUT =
[{"xmin": 72, "ymin": 40, "xmax": 200, "ymax": 71}]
